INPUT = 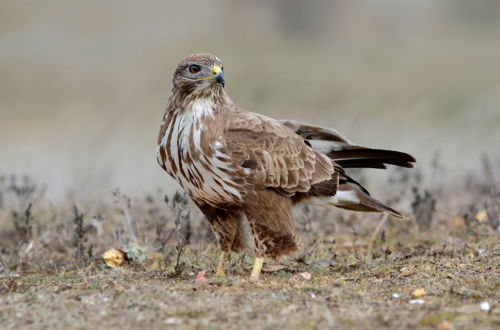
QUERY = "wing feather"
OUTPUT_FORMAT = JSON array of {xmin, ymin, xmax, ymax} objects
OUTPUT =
[{"xmin": 223, "ymin": 111, "xmax": 334, "ymax": 195}]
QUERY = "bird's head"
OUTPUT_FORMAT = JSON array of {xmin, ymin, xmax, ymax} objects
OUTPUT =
[{"xmin": 172, "ymin": 53, "xmax": 225, "ymax": 93}]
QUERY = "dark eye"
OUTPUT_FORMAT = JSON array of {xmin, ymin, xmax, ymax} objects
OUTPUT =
[{"xmin": 189, "ymin": 64, "xmax": 201, "ymax": 74}]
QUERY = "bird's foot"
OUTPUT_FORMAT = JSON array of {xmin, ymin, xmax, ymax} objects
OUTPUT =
[
  {"xmin": 215, "ymin": 251, "xmax": 228, "ymax": 277},
  {"xmin": 249, "ymin": 257, "xmax": 264, "ymax": 281}
]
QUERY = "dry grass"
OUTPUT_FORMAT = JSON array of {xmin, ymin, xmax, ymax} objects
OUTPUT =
[
  {"xmin": 1, "ymin": 2, "xmax": 499, "ymax": 328},
  {"xmin": 0, "ymin": 159, "xmax": 499, "ymax": 329}
]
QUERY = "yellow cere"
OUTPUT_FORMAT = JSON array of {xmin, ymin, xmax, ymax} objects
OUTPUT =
[{"xmin": 212, "ymin": 65, "xmax": 222, "ymax": 75}]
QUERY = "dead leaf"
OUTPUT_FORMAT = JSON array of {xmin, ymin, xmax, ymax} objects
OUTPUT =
[
  {"xmin": 102, "ymin": 248, "xmax": 126, "ymax": 267},
  {"xmin": 412, "ymin": 288, "xmax": 426, "ymax": 298}
]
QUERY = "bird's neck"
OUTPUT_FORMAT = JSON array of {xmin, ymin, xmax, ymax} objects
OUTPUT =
[{"xmin": 170, "ymin": 86, "xmax": 232, "ymax": 112}]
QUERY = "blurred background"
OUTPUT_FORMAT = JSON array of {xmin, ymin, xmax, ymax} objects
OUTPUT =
[{"xmin": 1, "ymin": 0, "xmax": 499, "ymax": 201}]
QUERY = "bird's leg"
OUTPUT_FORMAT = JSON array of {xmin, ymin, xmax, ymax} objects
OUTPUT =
[
  {"xmin": 250, "ymin": 257, "xmax": 264, "ymax": 281},
  {"xmin": 216, "ymin": 251, "xmax": 228, "ymax": 277}
]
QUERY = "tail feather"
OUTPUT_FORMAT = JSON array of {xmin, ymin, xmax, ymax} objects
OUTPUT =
[
  {"xmin": 336, "ymin": 188, "xmax": 404, "ymax": 218},
  {"xmin": 281, "ymin": 119, "xmax": 414, "ymax": 218},
  {"xmin": 306, "ymin": 187, "xmax": 404, "ymax": 218},
  {"xmin": 300, "ymin": 178, "xmax": 405, "ymax": 218},
  {"xmin": 329, "ymin": 148, "xmax": 415, "ymax": 169}
]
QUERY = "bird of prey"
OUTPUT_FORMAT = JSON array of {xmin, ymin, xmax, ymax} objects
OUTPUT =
[{"xmin": 157, "ymin": 53, "xmax": 415, "ymax": 280}]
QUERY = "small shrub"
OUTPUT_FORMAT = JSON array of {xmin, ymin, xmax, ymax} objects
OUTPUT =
[
  {"xmin": 411, "ymin": 187, "xmax": 436, "ymax": 231},
  {"xmin": 72, "ymin": 206, "xmax": 91, "ymax": 267},
  {"xmin": 12, "ymin": 203, "xmax": 34, "ymax": 243}
]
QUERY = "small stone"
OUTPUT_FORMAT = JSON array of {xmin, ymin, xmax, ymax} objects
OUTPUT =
[
  {"xmin": 316, "ymin": 258, "xmax": 332, "ymax": 267},
  {"xmin": 409, "ymin": 299, "xmax": 424, "ymax": 305},
  {"xmin": 412, "ymin": 288, "xmax": 426, "ymax": 298},
  {"xmin": 392, "ymin": 293, "xmax": 400, "ymax": 299},
  {"xmin": 480, "ymin": 301, "xmax": 490, "ymax": 311}
]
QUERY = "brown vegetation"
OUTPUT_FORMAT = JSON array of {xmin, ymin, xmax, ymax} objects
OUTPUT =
[{"xmin": 0, "ymin": 156, "xmax": 498, "ymax": 329}]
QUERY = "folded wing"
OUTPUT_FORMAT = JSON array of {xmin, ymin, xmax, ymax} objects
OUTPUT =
[
  {"xmin": 224, "ymin": 111, "xmax": 334, "ymax": 196},
  {"xmin": 223, "ymin": 114, "xmax": 414, "ymax": 218}
]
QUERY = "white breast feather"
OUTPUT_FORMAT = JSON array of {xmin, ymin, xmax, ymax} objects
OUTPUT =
[{"xmin": 161, "ymin": 98, "xmax": 242, "ymax": 205}]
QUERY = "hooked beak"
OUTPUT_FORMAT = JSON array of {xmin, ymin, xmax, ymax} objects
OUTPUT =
[
  {"xmin": 196, "ymin": 64, "xmax": 225, "ymax": 87},
  {"xmin": 212, "ymin": 65, "xmax": 225, "ymax": 87}
]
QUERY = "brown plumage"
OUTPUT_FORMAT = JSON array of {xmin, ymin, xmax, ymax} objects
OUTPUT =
[{"xmin": 157, "ymin": 53, "xmax": 416, "ymax": 279}]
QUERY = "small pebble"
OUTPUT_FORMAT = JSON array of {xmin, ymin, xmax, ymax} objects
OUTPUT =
[
  {"xmin": 316, "ymin": 258, "xmax": 332, "ymax": 267},
  {"xmin": 392, "ymin": 293, "xmax": 400, "ymax": 299},
  {"xmin": 409, "ymin": 299, "xmax": 425, "ymax": 305},
  {"xmin": 480, "ymin": 301, "xmax": 490, "ymax": 311}
]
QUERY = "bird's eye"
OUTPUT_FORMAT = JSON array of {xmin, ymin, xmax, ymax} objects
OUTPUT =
[{"xmin": 189, "ymin": 64, "xmax": 201, "ymax": 74}]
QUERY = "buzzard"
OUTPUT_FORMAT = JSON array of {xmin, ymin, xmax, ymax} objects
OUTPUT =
[{"xmin": 157, "ymin": 53, "xmax": 415, "ymax": 280}]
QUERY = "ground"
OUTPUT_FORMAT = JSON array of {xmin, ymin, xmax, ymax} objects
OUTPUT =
[
  {"xmin": 1, "ymin": 238, "xmax": 498, "ymax": 329},
  {"xmin": 0, "ymin": 165, "xmax": 499, "ymax": 329}
]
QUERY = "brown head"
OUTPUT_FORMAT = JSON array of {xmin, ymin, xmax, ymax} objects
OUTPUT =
[{"xmin": 172, "ymin": 53, "xmax": 225, "ymax": 95}]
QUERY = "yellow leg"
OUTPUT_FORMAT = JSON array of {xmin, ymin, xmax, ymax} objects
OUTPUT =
[
  {"xmin": 216, "ymin": 251, "xmax": 228, "ymax": 277},
  {"xmin": 250, "ymin": 257, "xmax": 264, "ymax": 281}
]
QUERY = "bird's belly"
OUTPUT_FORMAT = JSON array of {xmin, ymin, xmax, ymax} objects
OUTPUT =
[{"xmin": 174, "ymin": 155, "xmax": 243, "ymax": 206}]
